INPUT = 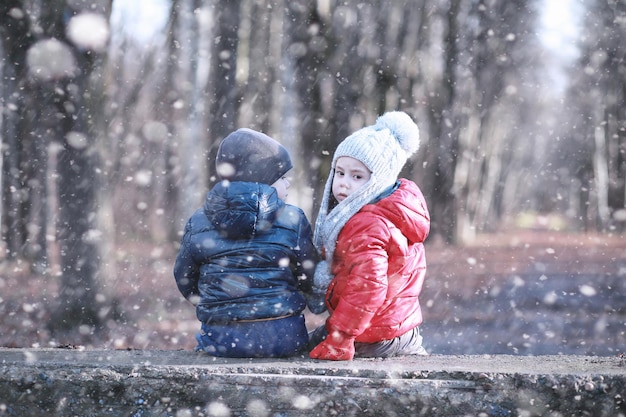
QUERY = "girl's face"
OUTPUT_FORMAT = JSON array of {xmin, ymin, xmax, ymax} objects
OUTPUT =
[
  {"xmin": 271, "ymin": 175, "xmax": 290, "ymax": 200},
  {"xmin": 332, "ymin": 156, "xmax": 371, "ymax": 202}
]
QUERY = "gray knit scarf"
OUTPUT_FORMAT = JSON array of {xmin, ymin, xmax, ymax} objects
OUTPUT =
[{"xmin": 312, "ymin": 174, "xmax": 394, "ymax": 290}]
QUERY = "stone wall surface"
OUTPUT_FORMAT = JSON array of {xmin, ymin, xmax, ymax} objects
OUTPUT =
[{"xmin": 1, "ymin": 348, "xmax": 625, "ymax": 416}]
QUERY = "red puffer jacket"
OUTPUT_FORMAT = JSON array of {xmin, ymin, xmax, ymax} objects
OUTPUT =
[{"xmin": 325, "ymin": 179, "xmax": 430, "ymax": 343}]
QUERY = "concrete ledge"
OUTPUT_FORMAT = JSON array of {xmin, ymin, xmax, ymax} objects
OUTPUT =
[{"xmin": 1, "ymin": 348, "xmax": 625, "ymax": 416}]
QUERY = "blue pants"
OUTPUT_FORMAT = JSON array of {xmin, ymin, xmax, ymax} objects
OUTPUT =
[{"xmin": 195, "ymin": 315, "xmax": 308, "ymax": 358}]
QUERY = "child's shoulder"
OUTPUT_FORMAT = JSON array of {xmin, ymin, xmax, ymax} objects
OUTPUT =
[
  {"xmin": 275, "ymin": 204, "xmax": 309, "ymax": 226},
  {"xmin": 277, "ymin": 203, "xmax": 307, "ymax": 218},
  {"xmin": 187, "ymin": 207, "xmax": 213, "ymax": 231}
]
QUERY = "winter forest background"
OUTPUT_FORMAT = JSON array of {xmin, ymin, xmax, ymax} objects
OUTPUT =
[{"xmin": 0, "ymin": 0, "xmax": 625, "ymax": 351}]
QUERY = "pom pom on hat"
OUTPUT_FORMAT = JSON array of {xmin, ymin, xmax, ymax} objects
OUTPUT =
[{"xmin": 373, "ymin": 111, "xmax": 420, "ymax": 157}]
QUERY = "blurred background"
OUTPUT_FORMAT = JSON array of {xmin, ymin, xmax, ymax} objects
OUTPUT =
[{"xmin": 0, "ymin": 0, "xmax": 624, "ymax": 354}]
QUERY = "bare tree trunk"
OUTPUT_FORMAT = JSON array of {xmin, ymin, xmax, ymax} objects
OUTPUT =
[
  {"xmin": 41, "ymin": 0, "xmax": 113, "ymax": 339},
  {"xmin": 593, "ymin": 110, "xmax": 610, "ymax": 229},
  {"xmin": 0, "ymin": 0, "xmax": 32, "ymax": 259},
  {"xmin": 237, "ymin": 0, "xmax": 273, "ymax": 131},
  {"xmin": 168, "ymin": 0, "xmax": 211, "ymax": 227},
  {"xmin": 207, "ymin": 0, "xmax": 240, "ymax": 175},
  {"xmin": 430, "ymin": 0, "xmax": 461, "ymax": 244},
  {"xmin": 282, "ymin": 0, "xmax": 329, "ymax": 216},
  {"xmin": 23, "ymin": 80, "xmax": 53, "ymax": 271}
]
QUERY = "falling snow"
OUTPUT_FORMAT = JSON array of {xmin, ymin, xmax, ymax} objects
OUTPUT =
[
  {"xmin": 66, "ymin": 13, "xmax": 110, "ymax": 52},
  {"xmin": 26, "ymin": 39, "xmax": 78, "ymax": 81}
]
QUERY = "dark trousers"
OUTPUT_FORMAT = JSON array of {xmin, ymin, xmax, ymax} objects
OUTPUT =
[
  {"xmin": 196, "ymin": 315, "xmax": 308, "ymax": 358},
  {"xmin": 308, "ymin": 325, "xmax": 427, "ymax": 357}
]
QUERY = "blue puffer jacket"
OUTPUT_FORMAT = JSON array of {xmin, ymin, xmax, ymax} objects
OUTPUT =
[{"xmin": 174, "ymin": 181, "xmax": 318, "ymax": 324}]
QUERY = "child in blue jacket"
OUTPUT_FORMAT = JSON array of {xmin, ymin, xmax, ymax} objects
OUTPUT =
[{"xmin": 174, "ymin": 128, "xmax": 319, "ymax": 357}]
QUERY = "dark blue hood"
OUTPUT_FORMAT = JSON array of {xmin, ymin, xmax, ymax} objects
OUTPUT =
[{"xmin": 204, "ymin": 181, "xmax": 284, "ymax": 239}]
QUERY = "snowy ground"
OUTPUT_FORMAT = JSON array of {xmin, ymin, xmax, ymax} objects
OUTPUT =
[
  {"xmin": 422, "ymin": 231, "xmax": 626, "ymax": 356},
  {"xmin": 1, "ymin": 231, "xmax": 624, "ymax": 356}
]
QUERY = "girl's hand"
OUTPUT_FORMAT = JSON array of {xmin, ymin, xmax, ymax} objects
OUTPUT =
[{"xmin": 309, "ymin": 330, "xmax": 355, "ymax": 361}]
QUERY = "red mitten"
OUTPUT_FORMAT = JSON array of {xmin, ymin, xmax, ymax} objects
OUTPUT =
[{"xmin": 309, "ymin": 329, "xmax": 355, "ymax": 361}]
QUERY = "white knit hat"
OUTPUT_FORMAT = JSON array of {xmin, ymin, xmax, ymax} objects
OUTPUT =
[
  {"xmin": 334, "ymin": 111, "xmax": 420, "ymax": 186},
  {"xmin": 310, "ymin": 111, "xmax": 420, "ymax": 297}
]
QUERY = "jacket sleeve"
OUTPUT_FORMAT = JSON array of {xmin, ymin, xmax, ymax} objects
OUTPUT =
[
  {"xmin": 173, "ymin": 220, "xmax": 200, "ymax": 303},
  {"xmin": 292, "ymin": 212, "xmax": 319, "ymax": 294},
  {"xmin": 327, "ymin": 215, "xmax": 390, "ymax": 338}
]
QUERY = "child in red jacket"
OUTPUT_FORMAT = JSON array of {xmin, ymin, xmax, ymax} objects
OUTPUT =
[{"xmin": 309, "ymin": 111, "xmax": 430, "ymax": 360}]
